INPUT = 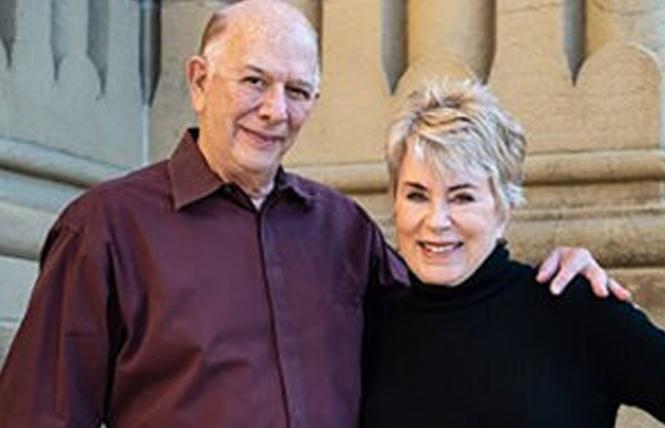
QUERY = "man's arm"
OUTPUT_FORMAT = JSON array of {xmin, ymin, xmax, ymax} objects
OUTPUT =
[
  {"xmin": 0, "ymin": 220, "xmax": 117, "ymax": 427},
  {"xmin": 536, "ymin": 247, "xmax": 631, "ymax": 300}
]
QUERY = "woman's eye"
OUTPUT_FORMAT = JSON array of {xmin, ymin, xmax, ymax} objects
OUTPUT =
[
  {"xmin": 406, "ymin": 191, "xmax": 428, "ymax": 202},
  {"xmin": 449, "ymin": 193, "xmax": 475, "ymax": 204}
]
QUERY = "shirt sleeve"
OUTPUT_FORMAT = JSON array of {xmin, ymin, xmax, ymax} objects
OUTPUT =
[
  {"xmin": 367, "ymin": 221, "xmax": 409, "ymax": 293},
  {"xmin": 0, "ymin": 217, "xmax": 122, "ymax": 427},
  {"xmin": 579, "ymin": 285, "xmax": 665, "ymax": 421}
]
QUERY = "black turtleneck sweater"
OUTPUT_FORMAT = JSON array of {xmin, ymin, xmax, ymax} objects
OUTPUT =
[{"xmin": 361, "ymin": 245, "xmax": 665, "ymax": 428}]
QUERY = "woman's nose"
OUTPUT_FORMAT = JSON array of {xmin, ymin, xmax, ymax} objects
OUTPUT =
[{"xmin": 426, "ymin": 203, "xmax": 452, "ymax": 232}]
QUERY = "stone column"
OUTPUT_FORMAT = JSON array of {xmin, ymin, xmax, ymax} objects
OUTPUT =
[
  {"xmin": 50, "ymin": 0, "xmax": 102, "ymax": 156},
  {"xmin": 10, "ymin": 0, "xmax": 54, "ymax": 142},
  {"xmin": 587, "ymin": 0, "xmax": 665, "ymax": 66},
  {"xmin": 0, "ymin": 26, "xmax": 9, "ymax": 133},
  {"xmin": 407, "ymin": 0, "xmax": 494, "ymax": 81},
  {"xmin": 293, "ymin": 0, "xmax": 390, "ymax": 165}
]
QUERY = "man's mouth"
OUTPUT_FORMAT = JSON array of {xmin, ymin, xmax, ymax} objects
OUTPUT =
[{"xmin": 240, "ymin": 126, "xmax": 286, "ymax": 145}]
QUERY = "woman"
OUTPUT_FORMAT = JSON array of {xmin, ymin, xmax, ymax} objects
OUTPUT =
[{"xmin": 361, "ymin": 80, "xmax": 665, "ymax": 427}]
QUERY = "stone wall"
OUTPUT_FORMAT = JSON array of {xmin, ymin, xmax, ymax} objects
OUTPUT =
[{"xmin": 1, "ymin": 1, "xmax": 664, "ymax": 426}]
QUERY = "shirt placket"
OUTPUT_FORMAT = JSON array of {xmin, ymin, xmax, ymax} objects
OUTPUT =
[{"xmin": 257, "ymin": 201, "xmax": 304, "ymax": 428}]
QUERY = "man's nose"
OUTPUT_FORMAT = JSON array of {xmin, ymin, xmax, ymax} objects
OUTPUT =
[
  {"xmin": 258, "ymin": 85, "xmax": 288, "ymax": 123},
  {"xmin": 426, "ymin": 203, "xmax": 452, "ymax": 232}
]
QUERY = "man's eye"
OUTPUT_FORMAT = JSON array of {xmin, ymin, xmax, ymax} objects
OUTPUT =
[
  {"xmin": 241, "ymin": 76, "xmax": 266, "ymax": 88},
  {"xmin": 286, "ymin": 86, "xmax": 312, "ymax": 101}
]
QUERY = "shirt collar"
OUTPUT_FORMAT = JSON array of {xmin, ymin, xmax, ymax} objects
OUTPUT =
[
  {"xmin": 168, "ymin": 128, "xmax": 315, "ymax": 210},
  {"xmin": 168, "ymin": 128, "xmax": 225, "ymax": 210},
  {"xmin": 273, "ymin": 167, "xmax": 316, "ymax": 204}
]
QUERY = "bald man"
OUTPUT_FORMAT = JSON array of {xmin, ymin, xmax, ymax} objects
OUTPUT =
[{"xmin": 0, "ymin": 1, "xmax": 625, "ymax": 426}]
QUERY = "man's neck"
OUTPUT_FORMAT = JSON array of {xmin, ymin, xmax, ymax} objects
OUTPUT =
[
  {"xmin": 197, "ymin": 133, "xmax": 276, "ymax": 201},
  {"xmin": 224, "ymin": 168, "xmax": 276, "ymax": 202}
]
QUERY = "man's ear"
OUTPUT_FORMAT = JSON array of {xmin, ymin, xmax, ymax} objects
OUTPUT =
[{"xmin": 186, "ymin": 55, "xmax": 208, "ymax": 112}]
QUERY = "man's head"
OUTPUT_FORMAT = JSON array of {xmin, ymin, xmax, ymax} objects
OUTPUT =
[{"xmin": 187, "ymin": 0, "xmax": 320, "ymax": 190}]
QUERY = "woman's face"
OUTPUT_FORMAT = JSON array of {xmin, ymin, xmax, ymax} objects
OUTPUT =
[{"xmin": 394, "ymin": 146, "xmax": 508, "ymax": 286}]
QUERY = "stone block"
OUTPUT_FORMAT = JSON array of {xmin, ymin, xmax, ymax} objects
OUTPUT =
[
  {"xmin": 0, "ymin": 255, "xmax": 37, "ymax": 367},
  {"xmin": 0, "ymin": 167, "xmax": 81, "ymax": 213},
  {"xmin": 577, "ymin": 43, "xmax": 661, "ymax": 151},
  {"xmin": 0, "ymin": 321, "xmax": 18, "ymax": 368},
  {"xmin": 0, "ymin": 255, "xmax": 37, "ymax": 321},
  {"xmin": 0, "ymin": 200, "xmax": 55, "ymax": 260},
  {"xmin": 507, "ymin": 205, "xmax": 665, "ymax": 269}
]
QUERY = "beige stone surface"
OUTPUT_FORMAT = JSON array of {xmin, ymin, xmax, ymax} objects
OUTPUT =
[
  {"xmin": 149, "ymin": 0, "xmax": 224, "ymax": 161},
  {"xmin": 587, "ymin": 0, "xmax": 665, "ymax": 66},
  {"xmin": 577, "ymin": 43, "xmax": 661, "ymax": 152},
  {"xmin": 617, "ymin": 406, "xmax": 663, "ymax": 428},
  {"xmin": 0, "ymin": 201, "xmax": 56, "ymax": 260},
  {"xmin": 0, "ymin": 323, "xmax": 18, "ymax": 368},
  {"xmin": 491, "ymin": 2, "xmax": 662, "ymax": 154},
  {"xmin": 289, "ymin": 0, "xmax": 391, "ymax": 166},
  {"xmin": 0, "ymin": 168, "xmax": 82, "ymax": 213},
  {"xmin": 0, "ymin": 41, "xmax": 8, "ymax": 133},
  {"xmin": 3, "ymin": 0, "xmax": 142, "ymax": 166},
  {"xmin": 408, "ymin": 0, "xmax": 494, "ymax": 81},
  {"xmin": 507, "ymin": 205, "xmax": 665, "ymax": 268},
  {"xmin": 0, "ymin": 256, "xmax": 37, "ymax": 322},
  {"xmin": 0, "ymin": 255, "xmax": 38, "ymax": 366}
]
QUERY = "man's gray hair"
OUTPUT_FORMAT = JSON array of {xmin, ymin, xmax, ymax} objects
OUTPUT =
[{"xmin": 386, "ymin": 79, "xmax": 526, "ymax": 213}]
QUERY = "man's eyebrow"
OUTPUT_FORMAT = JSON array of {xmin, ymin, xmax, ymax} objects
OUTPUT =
[{"xmin": 244, "ymin": 64, "xmax": 266, "ymax": 75}]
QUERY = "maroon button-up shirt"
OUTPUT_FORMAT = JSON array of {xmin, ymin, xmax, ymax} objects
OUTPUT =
[{"xmin": 0, "ymin": 129, "xmax": 406, "ymax": 428}]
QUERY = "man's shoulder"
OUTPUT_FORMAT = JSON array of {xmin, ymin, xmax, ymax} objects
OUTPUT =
[
  {"xmin": 60, "ymin": 160, "xmax": 170, "ymax": 229},
  {"xmin": 284, "ymin": 170, "xmax": 348, "ymax": 199},
  {"xmin": 284, "ymin": 170, "xmax": 375, "ymax": 221}
]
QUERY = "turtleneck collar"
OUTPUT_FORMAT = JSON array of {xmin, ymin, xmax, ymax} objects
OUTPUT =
[{"xmin": 407, "ymin": 242, "xmax": 513, "ymax": 309}]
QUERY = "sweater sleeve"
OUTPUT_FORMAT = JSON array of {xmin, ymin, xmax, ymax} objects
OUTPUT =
[
  {"xmin": 0, "ymin": 216, "xmax": 122, "ymax": 427},
  {"xmin": 576, "ymin": 280, "xmax": 665, "ymax": 421}
]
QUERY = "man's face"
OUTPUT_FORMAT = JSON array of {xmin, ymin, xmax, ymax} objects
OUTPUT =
[{"xmin": 193, "ymin": 20, "xmax": 320, "ymax": 179}]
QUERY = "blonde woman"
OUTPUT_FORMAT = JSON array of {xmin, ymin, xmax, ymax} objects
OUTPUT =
[{"xmin": 362, "ymin": 80, "xmax": 665, "ymax": 427}]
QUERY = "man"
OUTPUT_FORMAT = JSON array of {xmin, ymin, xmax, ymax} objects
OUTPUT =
[{"xmin": 0, "ymin": 1, "xmax": 628, "ymax": 427}]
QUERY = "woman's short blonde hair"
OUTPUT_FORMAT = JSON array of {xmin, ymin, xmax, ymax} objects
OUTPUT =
[{"xmin": 386, "ymin": 79, "xmax": 527, "ymax": 212}]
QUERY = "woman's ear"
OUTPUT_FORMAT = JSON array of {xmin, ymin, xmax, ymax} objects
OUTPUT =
[{"xmin": 186, "ymin": 55, "xmax": 209, "ymax": 112}]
